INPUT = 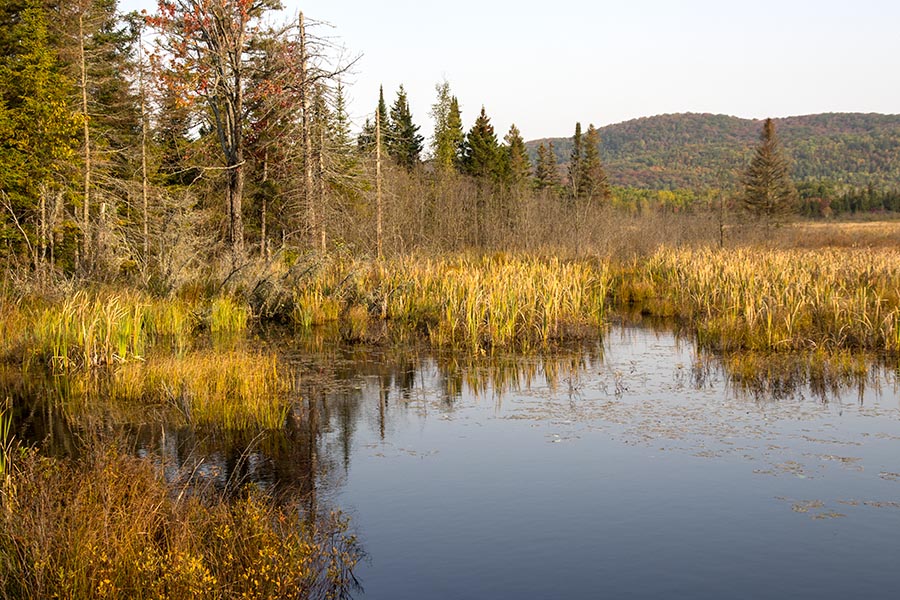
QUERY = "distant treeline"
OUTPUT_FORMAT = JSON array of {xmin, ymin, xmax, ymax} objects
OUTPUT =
[
  {"xmin": 796, "ymin": 183, "xmax": 900, "ymax": 218},
  {"xmin": 529, "ymin": 113, "xmax": 900, "ymax": 191}
]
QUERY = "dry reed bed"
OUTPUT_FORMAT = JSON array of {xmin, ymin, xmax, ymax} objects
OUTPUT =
[
  {"xmin": 0, "ymin": 443, "xmax": 359, "ymax": 599},
  {"xmin": 292, "ymin": 254, "xmax": 611, "ymax": 351},
  {"xmin": 619, "ymin": 247, "xmax": 900, "ymax": 354}
]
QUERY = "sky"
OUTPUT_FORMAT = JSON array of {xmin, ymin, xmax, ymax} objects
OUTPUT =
[{"xmin": 122, "ymin": 0, "xmax": 899, "ymax": 142}]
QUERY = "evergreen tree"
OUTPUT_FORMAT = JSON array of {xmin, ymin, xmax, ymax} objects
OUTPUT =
[
  {"xmin": 0, "ymin": 0, "xmax": 80, "ymax": 257},
  {"xmin": 502, "ymin": 124, "xmax": 531, "ymax": 187},
  {"xmin": 742, "ymin": 118, "xmax": 797, "ymax": 226},
  {"xmin": 358, "ymin": 85, "xmax": 390, "ymax": 154},
  {"xmin": 568, "ymin": 122, "xmax": 583, "ymax": 197},
  {"xmin": 534, "ymin": 142, "xmax": 558, "ymax": 190},
  {"xmin": 462, "ymin": 106, "xmax": 500, "ymax": 179},
  {"xmin": 387, "ymin": 84, "xmax": 423, "ymax": 169},
  {"xmin": 63, "ymin": 0, "xmax": 141, "ymax": 181},
  {"xmin": 430, "ymin": 80, "xmax": 464, "ymax": 173},
  {"xmin": 579, "ymin": 124, "xmax": 611, "ymax": 201}
]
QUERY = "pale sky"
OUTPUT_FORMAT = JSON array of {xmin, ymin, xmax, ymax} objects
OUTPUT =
[{"xmin": 122, "ymin": 0, "xmax": 899, "ymax": 142}]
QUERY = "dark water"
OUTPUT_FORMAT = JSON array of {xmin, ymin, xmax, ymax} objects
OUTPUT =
[{"xmin": 12, "ymin": 325, "xmax": 900, "ymax": 598}]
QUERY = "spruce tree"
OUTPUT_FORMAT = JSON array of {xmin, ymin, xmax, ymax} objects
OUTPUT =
[
  {"xmin": 359, "ymin": 85, "xmax": 390, "ymax": 153},
  {"xmin": 503, "ymin": 124, "xmax": 531, "ymax": 187},
  {"xmin": 534, "ymin": 142, "xmax": 558, "ymax": 190},
  {"xmin": 568, "ymin": 122, "xmax": 583, "ymax": 198},
  {"xmin": 462, "ymin": 106, "xmax": 500, "ymax": 179},
  {"xmin": 579, "ymin": 124, "xmax": 611, "ymax": 201},
  {"xmin": 0, "ymin": 0, "xmax": 80, "ymax": 256},
  {"xmin": 387, "ymin": 84, "xmax": 423, "ymax": 169},
  {"xmin": 742, "ymin": 118, "xmax": 797, "ymax": 227}
]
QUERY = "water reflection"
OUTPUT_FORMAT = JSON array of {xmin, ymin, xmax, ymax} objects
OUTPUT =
[
  {"xmin": 5, "ymin": 323, "xmax": 898, "ymax": 502},
  {"xmin": 7, "ymin": 322, "xmax": 900, "ymax": 598}
]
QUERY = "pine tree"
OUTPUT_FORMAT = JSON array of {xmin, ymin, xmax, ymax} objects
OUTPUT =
[
  {"xmin": 534, "ymin": 142, "xmax": 558, "ymax": 190},
  {"xmin": 579, "ymin": 124, "xmax": 611, "ymax": 201},
  {"xmin": 387, "ymin": 85, "xmax": 423, "ymax": 169},
  {"xmin": 568, "ymin": 122, "xmax": 583, "ymax": 197},
  {"xmin": 742, "ymin": 118, "xmax": 797, "ymax": 227},
  {"xmin": 502, "ymin": 124, "xmax": 531, "ymax": 187},
  {"xmin": 430, "ymin": 80, "xmax": 464, "ymax": 174},
  {"xmin": 462, "ymin": 106, "xmax": 500, "ymax": 179}
]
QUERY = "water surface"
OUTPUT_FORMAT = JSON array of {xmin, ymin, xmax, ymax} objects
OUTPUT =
[{"xmin": 12, "ymin": 324, "xmax": 900, "ymax": 598}]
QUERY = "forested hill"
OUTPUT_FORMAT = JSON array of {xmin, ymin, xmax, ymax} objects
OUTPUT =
[{"xmin": 526, "ymin": 113, "xmax": 900, "ymax": 189}]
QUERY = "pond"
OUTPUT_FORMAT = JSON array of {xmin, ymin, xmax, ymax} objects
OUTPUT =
[{"xmin": 13, "ymin": 323, "xmax": 900, "ymax": 599}]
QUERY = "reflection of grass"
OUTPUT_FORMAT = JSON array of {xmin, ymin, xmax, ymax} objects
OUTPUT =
[
  {"xmin": 618, "ymin": 247, "xmax": 900, "ymax": 354},
  {"xmin": 723, "ymin": 349, "xmax": 872, "ymax": 399},
  {"xmin": 290, "ymin": 253, "xmax": 611, "ymax": 351},
  {"xmin": 0, "ymin": 442, "xmax": 360, "ymax": 599},
  {"xmin": 54, "ymin": 351, "xmax": 291, "ymax": 430}
]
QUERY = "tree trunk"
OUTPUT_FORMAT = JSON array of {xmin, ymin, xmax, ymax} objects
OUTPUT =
[
  {"xmin": 78, "ymin": 12, "xmax": 91, "ymax": 261},
  {"xmin": 299, "ymin": 12, "xmax": 315, "ymax": 249},
  {"xmin": 376, "ymin": 108, "xmax": 383, "ymax": 258},
  {"xmin": 318, "ymin": 111, "xmax": 326, "ymax": 253},
  {"xmin": 261, "ymin": 149, "xmax": 268, "ymax": 257},
  {"xmin": 139, "ymin": 31, "xmax": 149, "ymax": 259},
  {"xmin": 229, "ymin": 151, "xmax": 245, "ymax": 260}
]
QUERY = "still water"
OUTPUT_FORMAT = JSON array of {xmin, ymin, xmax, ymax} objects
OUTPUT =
[
  {"xmin": 295, "ymin": 325, "xmax": 900, "ymax": 599},
  {"xmin": 17, "ymin": 324, "xmax": 900, "ymax": 598}
]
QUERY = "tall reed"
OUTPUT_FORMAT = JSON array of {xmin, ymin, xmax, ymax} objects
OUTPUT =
[
  {"xmin": 289, "ymin": 253, "xmax": 611, "ymax": 351},
  {"xmin": 47, "ymin": 350, "xmax": 292, "ymax": 430},
  {"xmin": 619, "ymin": 247, "xmax": 900, "ymax": 353}
]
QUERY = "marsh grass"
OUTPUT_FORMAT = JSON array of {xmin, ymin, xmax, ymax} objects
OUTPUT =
[
  {"xmin": 289, "ymin": 254, "xmax": 611, "ymax": 351},
  {"xmin": 0, "ymin": 442, "xmax": 360, "ymax": 599},
  {"xmin": 618, "ymin": 247, "xmax": 900, "ymax": 354},
  {"xmin": 208, "ymin": 296, "xmax": 250, "ymax": 339},
  {"xmin": 0, "ymin": 291, "xmax": 256, "ymax": 370}
]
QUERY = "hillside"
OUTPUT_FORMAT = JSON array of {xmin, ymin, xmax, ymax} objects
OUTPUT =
[{"xmin": 526, "ymin": 113, "xmax": 900, "ymax": 190}]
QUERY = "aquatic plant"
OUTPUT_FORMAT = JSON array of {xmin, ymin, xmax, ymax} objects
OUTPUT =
[
  {"xmin": 289, "ymin": 253, "xmax": 611, "ymax": 351},
  {"xmin": 208, "ymin": 296, "xmax": 250, "ymax": 338},
  {"xmin": 618, "ymin": 247, "xmax": 900, "ymax": 354},
  {"xmin": 53, "ymin": 350, "xmax": 292, "ymax": 430}
]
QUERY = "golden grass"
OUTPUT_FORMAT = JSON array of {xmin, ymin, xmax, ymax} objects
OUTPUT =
[
  {"xmin": 0, "ymin": 291, "xmax": 257, "ymax": 370},
  {"xmin": 0, "ymin": 443, "xmax": 360, "ymax": 599},
  {"xmin": 290, "ymin": 253, "xmax": 611, "ymax": 351},
  {"xmin": 619, "ymin": 247, "xmax": 900, "ymax": 354},
  {"xmin": 41, "ymin": 350, "xmax": 291, "ymax": 430},
  {"xmin": 778, "ymin": 220, "xmax": 900, "ymax": 249}
]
